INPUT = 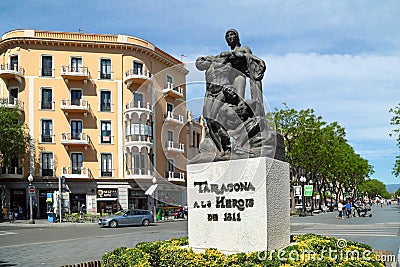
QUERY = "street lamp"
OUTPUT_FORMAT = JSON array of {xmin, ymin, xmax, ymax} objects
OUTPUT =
[
  {"xmin": 300, "ymin": 176, "xmax": 306, "ymax": 216},
  {"xmin": 27, "ymin": 174, "xmax": 35, "ymax": 224},
  {"xmin": 329, "ymin": 183, "xmax": 334, "ymax": 211}
]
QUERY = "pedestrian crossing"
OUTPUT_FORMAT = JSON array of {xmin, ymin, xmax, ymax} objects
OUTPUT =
[
  {"xmin": 291, "ymin": 224, "xmax": 400, "ymax": 237},
  {"xmin": 0, "ymin": 230, "xmax": 18, "ymax": 236}
]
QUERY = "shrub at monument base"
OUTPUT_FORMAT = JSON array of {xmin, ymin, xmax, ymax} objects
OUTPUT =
[{"xmin": 101, "ymin": 234, "xmax": 384, "ymax": 267}]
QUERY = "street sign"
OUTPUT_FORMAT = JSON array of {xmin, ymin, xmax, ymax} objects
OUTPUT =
[
  {"xmin": 28, "ymin": 185, "xmax": 35, "ymax": 195},
  {"xmin": 304, "ymin": 185, "xmax": 313, "ymax": 197},
  {"xmin": 294, "ymin": 186, "xmax": 302, "ymax": 197}
]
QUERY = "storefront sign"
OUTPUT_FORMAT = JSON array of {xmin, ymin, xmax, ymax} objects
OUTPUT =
[
  {"xmin": 304, "ymin": 185, "xmax": 313, "ymax": 197},
  {"xmin": 97, "ymin": 189, "xmax": 118, "ymax": 198}
]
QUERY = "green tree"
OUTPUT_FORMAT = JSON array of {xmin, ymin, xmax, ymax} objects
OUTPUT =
[
  {"xmin": 389, "ymin": 103, "xmax": 400, "ymax": 177},
  {"xmin": 395, "ymin": 187, "xmax": 400, "ymax": 198},
  {"xmin": 358, "ymin": 179, "xmax": 391, "ymax": 199},
  {"xmin": 0, "ymin": 106, "xmax": 30, "ymax": 173}
]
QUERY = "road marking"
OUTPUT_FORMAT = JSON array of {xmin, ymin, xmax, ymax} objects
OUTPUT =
[{"xmin": 0, "ymin": 231, "xmax": 18, "ymax": 236}]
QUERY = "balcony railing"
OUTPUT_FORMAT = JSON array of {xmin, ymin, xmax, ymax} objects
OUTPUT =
[
  {"xmin": 0, "ymin": 64, "xmax": 25, "ymax": 80},
  {"xmin": 60, "ymin": 99, "xmax": 90, "ymax": 116},
  {"xmin": 124, "ymin": 68, "xmax": 151, "ymax": 87},
  {"xmin": 0, "ymin": 98, "xmax": 24, "ymax": 111},
  {"xmin": 39, "ymin": 68, "xmax": 54, "ymax": 77},
  {"xmin": 164, "ymin": 111, "xmax": 184, "ymax": 124},
  {"xmin": 0, "ymin": 166, "xmax": 24, "ymax": 178},
  {"xmin": 61, "ymin": 65, "xmax": 90, "ymax": 84},
  {"xmin": 41, "ymin": 168, "xmax": 54, "ymax": 177},
  {"xmin": 40, "ymin": 134, "xmax": 55, "ymax": 143},
  {"xmin": 60, "ymin": 132, "xmax": 90, "ymax": 148},
  {"xmin": 125, "ymin": 134, "xmax": 152, "ymax": 143},
  {"xmin": 163, "ymin": 83, "xmax": 183, "ymax": 98},
  {"xmin": 99, "ymin": 135, "xmax": 114, "ymax": 144},
  {"xmin": 99, "ymin": 169, "xmax": 114, "ymax": 177},
  {"xmin": 39, "ymin": 101, "xmax": 54, "ymax": 110},
  {"xmin": 125, "ymin": 168, "xmax": 153, "ymax": 178},
  {"xmin": 125, "ymin": 101, "xmax": 152, "ymax": 113},
  {"xmin": 164, "ymin": 171, "xmax": 185, "ymax": 182},
  {"xmin": 164, "ymin": 141, "xmax": 184, "ymax": 152},
  {"xmin": 62, "ymin": 167, "xmax": 91, "ymax": 178}
]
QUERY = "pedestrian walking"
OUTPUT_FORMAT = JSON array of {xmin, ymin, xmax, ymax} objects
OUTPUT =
[
  {"xmin": 345, "ymin": 200, "xmax": 352, "ymax": 218},
  {"xmin": 337, "ymin": 201, "xmax": 343, "ymax": 220}
]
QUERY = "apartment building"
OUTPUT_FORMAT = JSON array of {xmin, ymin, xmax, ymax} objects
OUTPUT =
[{"xmin": 0, "ymin": 29, "xmax": 189, "ymax": 219}]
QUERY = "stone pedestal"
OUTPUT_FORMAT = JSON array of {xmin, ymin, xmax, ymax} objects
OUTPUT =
[{"xmin": 187, "ymin": 157, "xmax": 290, "ymax": 253}]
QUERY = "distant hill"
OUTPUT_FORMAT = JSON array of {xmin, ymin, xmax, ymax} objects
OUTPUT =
[{"xmin": 386, "ymin": 184, "xmax": 400, "ymax": 193}]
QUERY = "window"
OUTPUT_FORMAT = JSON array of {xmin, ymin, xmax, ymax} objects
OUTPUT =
[
  {"xmin": 132, "ymin": 93, "xmax": 143, "ymax": 108},
  {"xmin": 41, "ymin": 120, "xmax": 53, "ymax": 143},
  {"xmin": 167, "ymin": 103, "xmax": 174, "ymax": 113},
  {"xmin": 41, "ymin": 55, "xmax": 53, "ymax": 76},
  {"xmin": 166, "ymin": 75, "xmax": 173, "ymax": 87},
  {"xmin": 167, "ymin": 130, "xmax": 174, "ymax": 142},
  {"xmin": 101, "ymin": 121, "xmax": 112, "ymax": 144},
  {"xmin": 71, "ymin": 153, "xmax": 83, "ymax": 174},
  {"xmin": 133, "ymin": 62, "xmax": 143, "ymax": 75},
  {"xmin": 71, "ymin": 120, "xmax": 82, "ymax": 140},
  {"xmin": 71, "ymin": 57, "xmax": 82, "ymax": 72},
  {"xmin": 101, "ymin": 153, "xmax": 113, "ymax": 177},
  {"xmin": 167, "ymin": 159, "xmax": 175, "ymax": 172},
  {"xmin": 133, "ymin": 153, "xmax": 146, "ymax": 175},
  {"xmin": 100, "ymin": 59, "xmax": 111, "ymax": 79},
  {"xmin": 71, "ymin": 89, "xmax": 82, "ymax": 106},
  {"xmin": 10, "ymin": 55, "xmax": 18, "ymax": 70},
  {"xmin": 100, "ymin": 91, "xmax": 111, "ymax": 112},
  {"xmin": 9, "ymin": 88, "xmax": 18, "ymax": 105},
  {"xmin": 41, "ymin": 88, "xmax": 53, "ymax": 109},
  {"xmin": 41, "ymin": 153, "xmax": 54, "ymax": 176}
]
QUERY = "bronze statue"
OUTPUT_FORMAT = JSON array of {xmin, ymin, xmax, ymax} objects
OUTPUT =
[{"xmin": 193, "ymin": 29, "xmax": 285, "ymax": 162}]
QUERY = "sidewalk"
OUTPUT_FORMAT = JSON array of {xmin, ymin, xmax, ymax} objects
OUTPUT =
[{"xmin": 0, "ymin": 217, "xmax": 187, "ymax": 227}]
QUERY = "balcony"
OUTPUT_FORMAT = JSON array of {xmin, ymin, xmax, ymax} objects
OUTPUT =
[
  {"xmin": 0, "ymin": 64, "xmax": 25, "ymax": 82},
  {"xmin": 125, "ymin": 101, "xmax": 152, "ymax": 114},
  {"xmin": 0, "ymin": 166, "xmax": 24, "ymax": 178},
  {"xmin": 125, "ymin": 168, "xmax": 153, "ymax": 180},
  {"xmin": 60, "ymin": 132, "xmax": 91, "ymax": 149},
  {"xmin": 163, "ymin": 141, "xmax": 184, "ymax": 153},
  {"xmin": 164, "ymin": 111, "xmax": 184, "ymax": 125},
  {"xmin": 124, "ymin": 68, "xmax": 151, "ymax": 87},
  {"xmin": 60, "ymin": 65, "xmax": 90, "ymax": 84},
  {"xmin": 164, "ymin": 171, "xmax": 185, "ymax": 183},
  {"xmin": 163, "ymin": 83, "xmax": 183, "ymax": 98},
  {"xmin": 60, "ymin": 99, "xmax": 90, "ymax": 117},
  {"xmin": 62, "ymin": 167, "xmax": 91, "ymax": 179},
  {"xmin": 125, "ymin": 135, "xmax": 153, "ymax": 150},
  {"xmin": 0, "ymin": 98, "xmax": 24, "ymax": 112},
  {"xmin": 40, "ymin": 134, "xmax": 55, "ymax": 143}
]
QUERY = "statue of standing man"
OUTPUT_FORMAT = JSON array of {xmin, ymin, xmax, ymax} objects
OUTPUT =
[{"xmin": 194, "ymin": 29, "xmax": 283, "ymax": 162}]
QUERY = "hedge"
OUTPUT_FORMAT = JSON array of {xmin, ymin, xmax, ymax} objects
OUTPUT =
[{"xmin": 102, "ymin": 234, "xmax": 384, "ymax": 267}]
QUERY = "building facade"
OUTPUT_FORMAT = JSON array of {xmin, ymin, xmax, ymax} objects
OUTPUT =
[{"xmin": 0, "ymin": 29, "xmax": 189, "ymax": 219}]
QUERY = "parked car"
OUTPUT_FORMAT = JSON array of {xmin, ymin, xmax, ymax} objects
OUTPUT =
[{"xmin": 98, "ymin": 209, "xmax": 154, "ymax": 228}]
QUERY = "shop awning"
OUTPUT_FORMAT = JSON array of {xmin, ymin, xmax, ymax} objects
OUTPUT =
[
  {"xmin": 145, "ymin": 184, "xmax": 158, "ymax": 196},
  {"xmin": 96, "ymin": 198, "xmax": 118, "ymax": 201}
]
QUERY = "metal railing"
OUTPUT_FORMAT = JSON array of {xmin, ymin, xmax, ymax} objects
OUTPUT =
[
  {"xmin": 125, "ymin": 134, "xmax": 152, "ymax": 143},
  {"xmin": 62, "ymin": 166, "xmax": 91, "ymax": 176},
  {"xmin": 99, "ymin": 169, "xmax": 114, "ymax": 177},
  {"xmin": 40, "ymin": 134, "xmax": 55, "ymax": 143},
  {"xmin": 1, "ymin": 167, "xmax": 24, "ymax": 176},
  {"xmin": 126, "ymin": 168, "xmax": 153, "ymax": 176},
  {"xmin": 163, "ymin": 82, "xmax": 183, "ymax": 95},
  {"xmin": 124, "ymin": 68, "xmax": 151, "ymax": 78}
]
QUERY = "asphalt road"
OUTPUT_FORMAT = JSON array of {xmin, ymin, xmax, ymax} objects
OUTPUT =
[{"xmin": 0, "ymin": 221, "xmax": 188, "ymax": 266}]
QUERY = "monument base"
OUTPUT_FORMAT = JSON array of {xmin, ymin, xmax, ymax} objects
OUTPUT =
[{"xmin": 187, "ymin": 157, "xmax": 290, "ymax": 253}]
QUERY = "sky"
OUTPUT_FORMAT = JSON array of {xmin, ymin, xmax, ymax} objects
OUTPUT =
[{"xmin": 0, "ymin": 0, "xmax": 399, "ymax": 185}]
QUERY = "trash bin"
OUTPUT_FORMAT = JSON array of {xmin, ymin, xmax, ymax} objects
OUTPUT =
[{"xmin": 47, "ymin": 212, "xmax": 55, "ymax": 223}]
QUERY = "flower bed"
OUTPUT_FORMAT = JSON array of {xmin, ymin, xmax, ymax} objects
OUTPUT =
[{"xmin": 102, "ymin": 234, "xmax": 384, "ymax": 266}]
